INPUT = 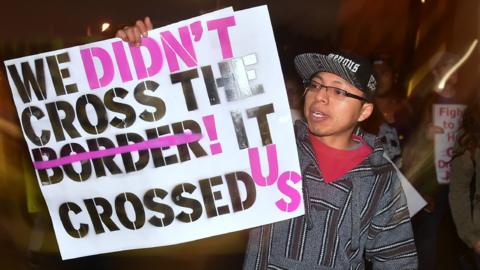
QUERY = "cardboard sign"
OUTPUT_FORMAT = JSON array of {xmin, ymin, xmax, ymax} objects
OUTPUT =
[
  {"xmin": 433, "ymin": 104, "xmax": 466, "ymax": 184},
  {"xmin": 4, "ymin": 6, "xmax": 303, "ymax": 259}
]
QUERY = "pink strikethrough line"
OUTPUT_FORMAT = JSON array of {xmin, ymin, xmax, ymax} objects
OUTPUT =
[{"xmin": 33, "ymin": 133, "xmax": 203, "ymax": 170}]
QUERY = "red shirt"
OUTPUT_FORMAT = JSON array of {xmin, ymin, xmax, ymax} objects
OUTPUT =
[{"xmin": 309, "ymin": 133, "xmax": 373, "ymax": 183}]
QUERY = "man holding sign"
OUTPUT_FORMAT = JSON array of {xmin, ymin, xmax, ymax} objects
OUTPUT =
[
  {"xmin": 4, "ymin": 6, "xmax": 416, "ymax": 267},
  {"xmin": 118, "ymin": 15, "xmax": 417, "ymax": 270}
]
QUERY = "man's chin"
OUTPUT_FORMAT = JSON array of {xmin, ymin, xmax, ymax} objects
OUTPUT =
[{"xmin": 307, "ymin": 127, "xmax": 327, "ymax": 138}]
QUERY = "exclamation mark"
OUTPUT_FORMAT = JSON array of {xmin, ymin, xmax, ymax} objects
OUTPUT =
[{"xmin": 202, "ymin": 114, "xmax": 223, "ymax": 155}]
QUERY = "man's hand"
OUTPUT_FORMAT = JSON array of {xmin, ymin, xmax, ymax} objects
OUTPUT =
[
  {"xmin": 115, "ymin": 16, "xmax": 153, "ymax": 47},
  {"xmin": 473, "ymin": 240, "xmax": 480, "ymax": 255}
]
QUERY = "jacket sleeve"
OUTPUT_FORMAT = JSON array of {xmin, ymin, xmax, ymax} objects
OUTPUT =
[
  {"xmin": 449, "ymin": 149, "xmax": 477, "ymax": 247},
  {"xmin": 242, "ymin": 225, "xmax": 269, "ymax": 270},
  {"xmin": 365, "ymin": 170, "xmax": 418, "ymax": 270}
]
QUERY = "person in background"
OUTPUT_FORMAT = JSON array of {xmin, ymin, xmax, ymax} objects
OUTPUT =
[
  {"xmin": 361, "ymin": 55, "xmax": 404, "ymax": 165},
  {"xmin": 284, "ymin": 76, "xmax": 304, "ymax": 123},
  {"xmin": 450, "ymin": 91, "xmax": 480, "ymax": 269}
]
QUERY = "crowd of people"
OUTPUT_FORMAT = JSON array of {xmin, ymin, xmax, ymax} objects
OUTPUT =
[{"xmin": 364, "ymin": 52, "xmax": 480, "ymax": 270}]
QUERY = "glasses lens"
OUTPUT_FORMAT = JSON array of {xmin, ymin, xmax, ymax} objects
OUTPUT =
[
  {"xmin": 328, "ymin": 87, "xmax": 346, "ymax": 100},
  {"xmin": 305, "ymin": 83, "xmax": 318, "ymax": 93}
]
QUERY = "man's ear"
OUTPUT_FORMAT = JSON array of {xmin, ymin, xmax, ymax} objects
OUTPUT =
[{"xmin": 357, "ymin": 103, "xmax": 374, "ymax": 122}]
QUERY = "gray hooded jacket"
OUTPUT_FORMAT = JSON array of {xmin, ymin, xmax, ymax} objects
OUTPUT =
[{"xmin": 243, "ymin": 121, "xmax": 418, "ymax": 270}]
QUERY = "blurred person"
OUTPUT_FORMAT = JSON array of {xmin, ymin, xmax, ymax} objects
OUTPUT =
[
  {"xmin": 450, "ymin": 91, "xmax": 480, "ymax": 269},
  {"xmin": 362, "ymin": 56, "xmax": 405, "ymax": 165},
  {"xmin": 0, "ymin": 71, "xmax": 31, "ymax": 270},
  {"xmin": 118, "ymin": 18, "xmax": 418, "ymax": 270},
  {"xmin": 401, "ymin": 53, "xmax": 464, "ymax": 269},
  {"xmin": 284, "ymin": 76, "xmax": 304, "ymax": 123}
]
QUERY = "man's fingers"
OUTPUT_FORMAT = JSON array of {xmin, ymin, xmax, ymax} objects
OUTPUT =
[
  {"xmin": 145, "ymin": 16, "xmax": 153, "ymax": 31},
  {"xmin": 136, "ymin": 20, "xmax": 148, "ymax": 37},
  {"xmin": 125, "ymin": 28, "xmax": 137, "ymax": 44},
  {"xmin": 133, "ymin": 27, "xmax": 142, "ymax": 47},
  {"xmin": 115, "ymin": 29, "xmax": 127, "ymax": 41}
]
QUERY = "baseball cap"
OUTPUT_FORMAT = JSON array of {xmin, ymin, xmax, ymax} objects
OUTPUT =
[{"xmin": 294, "ymin": 52, "xmax": 377, "ymax": 101}]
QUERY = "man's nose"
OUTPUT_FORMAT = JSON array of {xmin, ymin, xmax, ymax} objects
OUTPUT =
[{"xmin": 314, "ymin": 87, "xmax": 329, "ymax": 103}]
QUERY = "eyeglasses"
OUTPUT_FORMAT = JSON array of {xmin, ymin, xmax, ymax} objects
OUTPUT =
[{"xmin": 303, "ymin": 82, "xmax": 368, "ymax": 102}]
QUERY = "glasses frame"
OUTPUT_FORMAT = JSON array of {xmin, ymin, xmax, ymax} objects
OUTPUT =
[{"xmin": 303, "ymin": 82, "xmax": 368, "ymax": 102}]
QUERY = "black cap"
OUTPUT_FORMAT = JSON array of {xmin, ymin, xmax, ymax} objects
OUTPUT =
[{"xmin": 294, "ymin": 52, "xmax": 377, "ymax": 101}]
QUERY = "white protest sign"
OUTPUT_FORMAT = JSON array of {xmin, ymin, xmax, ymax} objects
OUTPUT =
[
  {"xmin": 383, "ymin": 154, "xmax": 426, "ymax": 217},
  {"xmin": 433, "ymin": 104, "xmax": 466, "ymax": 184},
  {"xmin": 4, "ymin": 6, "xmax": 303, "ymax": 259}
]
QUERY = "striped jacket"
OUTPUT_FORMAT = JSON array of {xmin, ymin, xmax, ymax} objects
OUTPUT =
[{"xmin": 243, "ymin": 121, "xmax": 418, "ymax": 270}]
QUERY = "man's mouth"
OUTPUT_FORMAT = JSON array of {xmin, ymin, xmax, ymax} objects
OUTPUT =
[{"xmin": 310, "ymin": 110, "xmax": 328, "ymax": 120}]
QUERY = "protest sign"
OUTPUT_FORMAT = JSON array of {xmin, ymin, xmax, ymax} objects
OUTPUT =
[
  {"xmin": 4, "ymin": 6, "xmax": 303, "ymax": 259},
  {"xmin": 383, "ymin": 154, "xmax": 426, "ymax": 217},
  {"xmin": 433, "ymin": 104, "xmax": 466, "ymax": 184}
]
